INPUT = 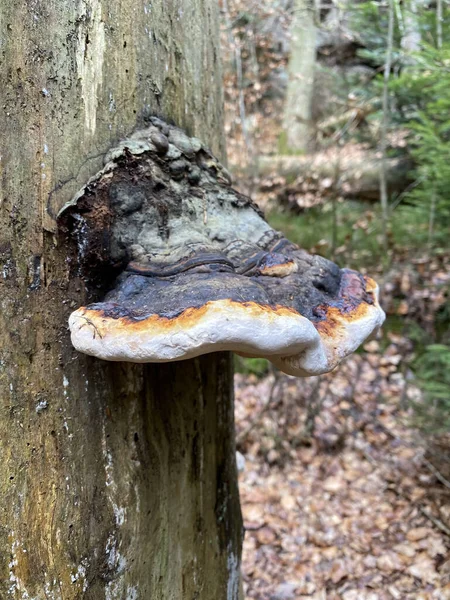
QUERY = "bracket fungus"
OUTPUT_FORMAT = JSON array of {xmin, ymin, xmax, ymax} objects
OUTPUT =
[{"xmin": 59, "ymin": 117, "xmax": 385, "ymax": 377}]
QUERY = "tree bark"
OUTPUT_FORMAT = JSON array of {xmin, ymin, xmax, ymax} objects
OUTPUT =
[
  {"xmin": 282, "ymin": 0, "xmax": 317, "ymax": 153},
  {"xmin": 0, "ymin": 1, "xmax": 243, "ymax": 598},
  {"xmin": 401, "ymin": 0, "xmax": 422, "ymax": 53}
]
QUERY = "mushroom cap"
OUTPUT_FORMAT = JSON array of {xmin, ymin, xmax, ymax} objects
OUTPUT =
[
  {"xmin": 61, "ymin": 120, "xmax": 385, "ymax": 377},
  {"xmin": 69, "ymin": 247, "xmax": 384, "ymax": 377}
]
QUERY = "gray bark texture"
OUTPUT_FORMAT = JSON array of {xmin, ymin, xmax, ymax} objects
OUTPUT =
[{"xmin": 0, "ymin": 1, "xmax": 243, "ymax": 598}]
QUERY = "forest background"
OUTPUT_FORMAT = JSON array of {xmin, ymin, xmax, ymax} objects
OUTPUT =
[{"xmin": 220, "ymin": 1, "xmax": 450, "ymax": 598}]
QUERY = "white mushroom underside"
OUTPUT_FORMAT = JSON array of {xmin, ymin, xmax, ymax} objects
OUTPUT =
[{"xmin": 69, "ymin": 293, "xmax": 385, "ymax": 377}]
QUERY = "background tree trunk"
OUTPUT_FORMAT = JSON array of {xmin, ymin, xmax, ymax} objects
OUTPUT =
[
  {"xmin": 282, "ymin": 0, "xmax": 317, "ymax": 153},
  {"xmin": 0, "ymin": 1, "xmax": 243, "ymax": 598},
  {"xmin": 400, "ymin": 0, "xmax": 425, "ymax": 54}
]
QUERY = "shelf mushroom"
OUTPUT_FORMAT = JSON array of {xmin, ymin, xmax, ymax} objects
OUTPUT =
[{"xmin": 59, "ymin": 118, "xmax": 385, "ymax": 377}]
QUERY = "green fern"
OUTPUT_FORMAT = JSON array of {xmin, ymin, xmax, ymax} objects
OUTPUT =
[{"xmin": 411, "ymin": 343, "xmax": 450, "ymax": 433}]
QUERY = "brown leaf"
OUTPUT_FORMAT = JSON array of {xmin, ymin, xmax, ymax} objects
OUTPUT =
[
  {"xmin": 407, "ymin": 553, "xmax": 439, "ymax": 583},
  {"xmin": 256, "ymin": 526, "xmax": 277, "ymax": 546},
  {"xmin": 329, "ymin": 559, "xmax": 348, "ymax": 584},
  {"xmin": 322, "ymin": 476, "xmax": 346, "ymax": 493},
  {"xmin": 406, "ymin": 527, "xmax": 432, "ymax": 542}
]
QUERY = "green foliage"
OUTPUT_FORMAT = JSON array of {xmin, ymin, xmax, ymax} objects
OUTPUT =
[
  {"xmin": 277, "ymin": 130, "xmax": 306, "ymax": 156},
  {"xmin": 234, "ymin": 356, "xmax": 270, "ymax": 377},
  {"xmin": 392, "ymin": 43, "xmax": 450, "ymax": 244},
  {"xmin": 267, "ymin": 200, "xmax": 435, "ymax": 269},
  {"xmin": 267, "ymin": 202, "xmax": 383, "ymax": 267},
  {"xmin": 411, "ymin": 343, "xmax": 450, "ymax": 434},
  {"xmin": 345, "ymin": 3, "xmax": 450, "ymax": 246},
  {"xmin": 350, "ymin": 1, "xmax": 401, "ymax": 62}
]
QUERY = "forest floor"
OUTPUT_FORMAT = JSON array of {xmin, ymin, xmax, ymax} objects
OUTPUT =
[
  {"xmin": 229, "ymin": 113, "xmax": 450, "ymax": 599},
  {"xmin": 231, "ymin": 162, "xmax": 450, "ymax": 598},
  {"xmin": 221, "ymin": 4, "xmax": 450, "ymax": 594},
  {"xmin": 235, "ymin": 336, "xmax": 450, "ymax": 599}
]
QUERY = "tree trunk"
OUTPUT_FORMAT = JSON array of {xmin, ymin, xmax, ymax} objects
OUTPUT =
[
  {"xmin": 400, "ymin": 0, "xmax": 423, "ymax": 54},
  {"xmin": 282, "ymin": 0, "xmax": 317, "ymax": 153},
  {"xmin": 0, "ymin": 1, "xmax": 243, "ymax": 598}
]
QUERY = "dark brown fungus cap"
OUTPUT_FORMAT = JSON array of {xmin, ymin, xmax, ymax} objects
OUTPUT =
[{"xmin": 60, "ymin": 119, "xmax": 385, "ymax": 376}]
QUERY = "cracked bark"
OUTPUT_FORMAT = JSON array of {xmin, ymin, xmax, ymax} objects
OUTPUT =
[{"xmin": 0, "ymin": 1, "xmax": 243, "ymax": 598}]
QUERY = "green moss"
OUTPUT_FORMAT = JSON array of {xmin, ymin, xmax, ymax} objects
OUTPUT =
[
  {"xmin": 267, "ymin": 202, "xmax": 382, "ymax": 269},
  {"xmin": 234, "ymin": 356, "xmax": 270, "ymax": 377},
  {"xmin": 277, "ymin": 130, "xmax": 306, "ymax": 157},
  {"xmin": 267, "ymin": 200, "xmax": 443, "ymax": 270}
]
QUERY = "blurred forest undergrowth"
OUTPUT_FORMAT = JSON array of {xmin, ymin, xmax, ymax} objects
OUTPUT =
[
  {"xmin": 221, "ymin": 0, "xmax": 450, "ymax": 437},
  {"xmin": 220, "ymin": 1, "xmax": 450, "ymax": 597}
]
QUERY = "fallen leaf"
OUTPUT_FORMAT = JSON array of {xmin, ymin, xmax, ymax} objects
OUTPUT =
[{"xmin": 406, "ymin": 527, "xmax": 432, "ymax": 542}]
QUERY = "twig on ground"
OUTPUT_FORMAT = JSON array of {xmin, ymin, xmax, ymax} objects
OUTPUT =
[
  {"xmin": 419, "ymin": 506, "xmax": 450, "ymax": 537},
  {"xmin": 422, "ymin": 456, "xmax": 450, "ymax": 491}
]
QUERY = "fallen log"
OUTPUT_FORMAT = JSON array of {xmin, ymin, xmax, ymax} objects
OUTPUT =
[{"xmin": 258, "ymin": 148, "xmax": 413, "ymax": 207}]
